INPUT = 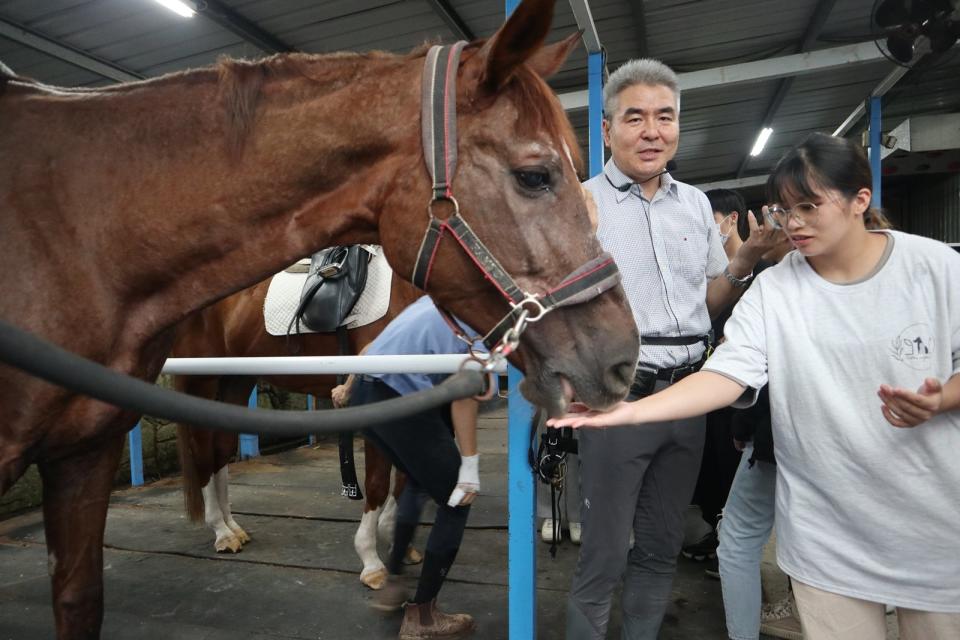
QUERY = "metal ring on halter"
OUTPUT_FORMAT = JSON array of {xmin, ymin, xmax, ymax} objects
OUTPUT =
[
  {"xmin": 473, "ymin": 371, "xmax": 498, "ymax": 401},
  {"xmin": 427, "ymin": 195, "xmax": 460, "ymax": 219},
  {"xmin": 514, "ymin": 294, "xmax": 548, "ymax": 323}
]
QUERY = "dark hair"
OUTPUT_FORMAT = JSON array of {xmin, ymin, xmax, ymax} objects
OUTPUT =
[
  {"xmin": 767, "ymin": 132, "xmax": 879, "ymax": 224},
  {"xmin": 705, "ymin": 188, "xmax": 749, "ymax": 242}
]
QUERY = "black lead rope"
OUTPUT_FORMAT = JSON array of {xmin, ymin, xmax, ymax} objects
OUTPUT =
[{"xmin": 0, "ymin": 319, "xmax": 486, "ymax": 437}]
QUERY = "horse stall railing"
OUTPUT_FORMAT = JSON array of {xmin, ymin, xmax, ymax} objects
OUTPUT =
[{"xmin": 128, "ymin": 354, "xmax": 535, "ymax": 639}]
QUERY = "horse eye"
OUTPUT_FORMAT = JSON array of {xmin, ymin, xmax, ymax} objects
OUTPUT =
[{"xmin": 514, "ymin": 169, "xmax": 551, "ymax": 191}]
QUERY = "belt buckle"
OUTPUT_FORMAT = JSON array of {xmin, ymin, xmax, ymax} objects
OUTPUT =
[{"xmin": 669, "ymin": 365, "xmax": 693, "ymax": 384}]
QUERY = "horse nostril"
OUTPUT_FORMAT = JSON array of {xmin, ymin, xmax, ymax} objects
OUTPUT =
[{"xmin": 606, "ymin": 360, "xmax": 635, "ymax": 391}]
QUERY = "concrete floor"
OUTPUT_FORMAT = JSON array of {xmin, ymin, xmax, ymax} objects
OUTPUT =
[{"xmin": 1, "ymin": 403, "xmax": 799, "ymax": 639}]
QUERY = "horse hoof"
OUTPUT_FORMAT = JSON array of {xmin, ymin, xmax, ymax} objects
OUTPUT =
[
  {"xmin": 215, "ymin": 536, "xmax": 243, "ymax": 553},
  {"xmin": 361, "ymin": 567, "xmax": 388, "ymax": 590},
  {"xmin": 403, "ymin": 546, "xmax": 423, "ymax": 566},
  {"xmin": 230, "ymin": 526, "xmax": 251, "ymax": 545}
]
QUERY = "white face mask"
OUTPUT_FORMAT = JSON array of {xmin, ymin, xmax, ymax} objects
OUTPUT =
[{"xmin": 716, "ymin": 214, "xmax": 734, "ymax": 246}]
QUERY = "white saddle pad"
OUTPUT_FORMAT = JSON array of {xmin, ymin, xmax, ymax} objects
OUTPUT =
[{"xmin": 263, "ymin": 245, "xmax": 393, "ymax": 336}]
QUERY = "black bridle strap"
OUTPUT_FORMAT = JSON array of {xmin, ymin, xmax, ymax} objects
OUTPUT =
[
  {"xmin": 480, "ymin": 253, "xmax": 620, "ymax": 350},
  {"xmin": 413, "ymin": 212, "xmax": 526, "ymax": 304},
  {"xmin": 420, "ymin": 41, "xmax": 466, "ymax": 201}
]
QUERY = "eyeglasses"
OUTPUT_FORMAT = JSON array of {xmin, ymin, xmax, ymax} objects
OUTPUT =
[{"xmin": 766, "ymin": 202, "xmax": 819, "ymax": 230}]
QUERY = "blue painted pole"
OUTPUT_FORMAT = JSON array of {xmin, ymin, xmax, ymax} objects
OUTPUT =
[
  {"xmin": 128, "ymin": 422, "xmax": 144, "ymax": 487},
  {"xmin": 238, "ymin": 386, "xmax": 260, "ymax": 459},
  {"xmin": 507, "ymin": 365, "xmax": 536, "ymax": 639},
  {"xmin": 869, "ymin": 96, "xmax": 882, "ymax": 209},
  {"xmin": 502, "ymin": 0, "xmax": 534, "ymax": 635},
  {"xmin": 306, "ymin": 394, "xmax": 316, "ymax": 446},
  {"xmin": 588, "ymin": 50, "xmax": 604, "ymax": 177}
]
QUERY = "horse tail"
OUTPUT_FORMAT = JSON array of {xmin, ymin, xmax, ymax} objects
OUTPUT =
[{"xmin": 176, "ymin": 424, "xmax": 206, "ymax": 522}]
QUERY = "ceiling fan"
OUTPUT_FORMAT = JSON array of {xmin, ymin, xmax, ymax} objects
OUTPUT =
[{"xmin": 872, "ymin": 0, "xmax": 960, "ymax": 64}]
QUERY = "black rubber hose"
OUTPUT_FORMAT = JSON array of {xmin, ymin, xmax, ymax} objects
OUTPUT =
[{"xmin": 0, "ymin": 319, "xmax": 487, "ymax": 437}]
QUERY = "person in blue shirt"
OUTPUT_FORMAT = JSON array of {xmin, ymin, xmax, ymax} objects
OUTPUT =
[{"xmin": 339, "ymin": 295, "xmax": 484, "ymax": 639}]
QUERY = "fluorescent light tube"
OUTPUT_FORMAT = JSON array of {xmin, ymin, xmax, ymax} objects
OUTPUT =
[
  {"xmin": 749, "ymin": 127, "xmax": 774, "ymax": 157},
  {"xmin": 152, "ymin": 0, "xmax": 195, "ymax": 18}
]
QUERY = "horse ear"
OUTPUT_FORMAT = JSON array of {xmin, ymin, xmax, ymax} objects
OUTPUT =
[
  {"xmin": 526, "ymin": 31, "xmax": 582, "ymax": 79},
  {"xmin": 466, "ymin": 0, "xmax": 556, "ymax": 93}
]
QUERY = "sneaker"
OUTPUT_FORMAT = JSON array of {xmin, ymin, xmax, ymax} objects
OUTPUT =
[
  {"xmin": 703, "ymin": 557, "xmax": 720, "ymax": 580},
  {"xmin": 400, "ymin": 598, "xmax": 475, "ymax": 639},
  {"xmin": 568, "ymin": 522, "xmax": 582, "ymax": 545},
  {"xmin": 541, "ymin": 519, "xmax": 562, "ymax": 543},
  {"xmin": 761, "ymin": 596, "xmax": 794, "ymax": 623},
  {"xmin": 759, "ymin": 615, "xmax": 803, "ymax": 640},
  {"xmin": 681, "ymin": 529, "xmax": 718, "ymax": 561}
]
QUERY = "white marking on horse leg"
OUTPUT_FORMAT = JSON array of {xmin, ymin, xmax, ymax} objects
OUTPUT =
[
  {"xmin": 214, "ymin": 466, "xmax": 250, "ymax": 544},
  {"xmin": 355, "ymin": 507, "xmax": 386, "ymax": 590},
  {"xmin": 377, "ymin": 494, "xmax": 397, "ymax": 544},
  {"xmin": 202, "ymin": 475, "xmax": 242, "ymax": 553}
]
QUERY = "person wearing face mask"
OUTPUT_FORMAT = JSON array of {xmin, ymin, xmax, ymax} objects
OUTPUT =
[
  {"xmin": 551, "ymin": 132, "xmax": 960, "ymax": 640},
  {"xmin": 570, "ymin": 59, "xmax": 784, "ymax": 640},
  {"xmin": 683, "ymin": 188, "xmax": 760, "ymax": 570}
]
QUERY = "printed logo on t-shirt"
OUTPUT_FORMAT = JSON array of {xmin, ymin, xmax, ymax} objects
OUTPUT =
[{"xmin": 889, "ymin": 323, "xmax": 934, "ymax": 370}]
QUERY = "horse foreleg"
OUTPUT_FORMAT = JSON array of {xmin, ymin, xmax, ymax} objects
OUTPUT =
[
  {"xmin": 354, "ymin": 506, "xmax": 386, "ymax": 589},
  {"xmin": 211, "ymin": 433, "xmax": 249, "ymax": 546},
  {"xmin": 201, "ymin": 467, "xmax": 243, "ymax": 553},
  {"xmin": 355, "ymin": 438, "xmax": 390, "ymax": 589},
  {"xmin": 38, "ymin": 435, "xmax": 124, "ymax": 640}
]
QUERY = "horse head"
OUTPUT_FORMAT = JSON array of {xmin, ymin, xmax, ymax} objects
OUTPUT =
[{"xmin": 379, "ymin": 0, "xmax": 639, "ymax": 414}]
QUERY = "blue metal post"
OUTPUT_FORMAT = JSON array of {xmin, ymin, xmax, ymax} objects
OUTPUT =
[
  {"xmin": 869, "ymin": 96, "xmax": 882, "ymax": 209},
  {"xmin": 128, "ymin": 423, "xmax": 144, "ymax": 487},
  {"xmin": 588, "ymin": 50, "xmax": 604, "ymax": 177},
  {"xmin": 306, "ymin": 394, "xmax": 316, "ymax": 446},
  {"xmin": 507, "ymin": 364, "xmax": 536, "ymax": 639},
  {"xmin": 503, "ymin": 1, "xmax": 534, "ymax": 635},
  {"xmin": 238, "ymin": 386, "xmax": 260, "ymax": 459}
]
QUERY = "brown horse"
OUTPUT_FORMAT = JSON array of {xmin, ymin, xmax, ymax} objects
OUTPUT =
[
  {"xmin": 0, "ymin": 1, "xmax": 639, "ymax": 637},
  {"xmin": 172, "ymin": 269, "xmax": 423, "ymax": 590}
]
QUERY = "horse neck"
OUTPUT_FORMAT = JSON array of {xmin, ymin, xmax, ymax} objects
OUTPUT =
[{"xmin": 53, "ymin": 55, "xmax": 422, "ymax": 333}]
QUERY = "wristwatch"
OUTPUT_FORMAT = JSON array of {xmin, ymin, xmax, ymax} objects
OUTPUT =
[{"xmin": 723, "ymin": 265, "xmax": 753, "ymax": 289}]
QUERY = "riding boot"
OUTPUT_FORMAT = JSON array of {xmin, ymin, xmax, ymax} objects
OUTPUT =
[{"xmin": 399, "ymin": 599, "xmax": 475, "ymax": 639}]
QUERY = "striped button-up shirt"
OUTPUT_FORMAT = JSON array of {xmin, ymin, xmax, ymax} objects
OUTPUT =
[{"xmin": 584, "ymin": 159, "xmax": 728, "ymax": 369}]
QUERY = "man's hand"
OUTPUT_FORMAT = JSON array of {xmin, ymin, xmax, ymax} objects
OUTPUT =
[
  {"xmin": 546, "ymin": 401, "xmax": 641, "ymax": 429},
  {"xmin": 728, "ymin": 208, "xmax": 787, "ymax": 275},
  {"xmin": 331, "ymin": 383, "xmax": 351, "ymax": 408},
  {"xmin": 447, "ymin": 454, "xmax": 480, "ymax": 507},
  {"xmin": 878, "ymin": 378, "xmax": 944, "ymax": 428}
]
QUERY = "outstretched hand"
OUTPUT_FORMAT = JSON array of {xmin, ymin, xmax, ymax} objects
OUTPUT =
[
  {"xmin": 545, "ymin": 401, "xmax": 639, "ymax": 429},
  {"xmin": 877, "ymin": 377, "xmax": 943, "ymax": 428}
]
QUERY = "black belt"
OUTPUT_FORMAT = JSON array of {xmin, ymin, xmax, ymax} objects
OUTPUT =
[
  {"xmin": 633, "ymin": 357, "xmax": 706, "ymax": 393},
  {"xmin": 642, "ymin": 334, "xmax": 711, "ymax": 349}
]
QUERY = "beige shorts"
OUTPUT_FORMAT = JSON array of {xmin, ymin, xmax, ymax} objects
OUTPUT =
[{"xmin": 792, "ymin": 578, "xmax": 960, "ymax": 640}]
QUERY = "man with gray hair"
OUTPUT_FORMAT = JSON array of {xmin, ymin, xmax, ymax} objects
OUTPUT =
[{"xmin": 568, "ymin": 58, "xmax": 782, "ymax": 639}]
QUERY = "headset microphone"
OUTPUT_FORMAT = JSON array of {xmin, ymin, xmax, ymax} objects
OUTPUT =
[{"xmin": 605, "ymin": 159, "xmax": 678, "ymax": 192}]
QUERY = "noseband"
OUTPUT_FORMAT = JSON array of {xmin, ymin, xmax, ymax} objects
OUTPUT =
[{"xmin": 413, "ymin": 42, "xmax": 622, "ymax": 366}]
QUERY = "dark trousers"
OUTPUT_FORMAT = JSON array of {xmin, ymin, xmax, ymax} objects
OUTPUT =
[
  {"xmin": 567, "ymin": 380, "xmax": 706, "ymax": 640},
  {"xmin": 691, "ymin": 407, "xmax": 742, "ymax": 527},
  {"xmin": 355, "ymin": 378, "xmax": 470, "ymax": 598}
]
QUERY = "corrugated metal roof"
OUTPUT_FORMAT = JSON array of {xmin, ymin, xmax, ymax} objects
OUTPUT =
[{"xmin": 1, "ymin": 0, "xmax": 957, "ymax": 185}]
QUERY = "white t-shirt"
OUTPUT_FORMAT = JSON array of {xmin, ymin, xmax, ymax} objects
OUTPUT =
[{"xmin": 704, "ymin": 230, "xmax": 960, "ymax": 612}]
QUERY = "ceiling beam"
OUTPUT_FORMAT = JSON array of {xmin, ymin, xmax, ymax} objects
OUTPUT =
[
  {"xmin": 734, "ymin": 0, "xmax": 838, "ymax": 178},
  {"xmin": 558, "ymin": 41, "xmax": 886, "ymax": 110},
  {"xmin": 0, "ymin": 17, "xmax": 142, "ymax": 82},
  {"xmin": 694, "ymin": 175, "xmax": 768, "ymax": 192},
  {"xmin": 626, "ymin": 0, "xmax": 649, "ymax": 58},
  {"xmin": 423, "ymin": 0, "xmax": 474, "ymax": 41},
  {"xmin": 567, "ymin": 0, "xmax": 602, "ymax": 54},
  {"xmin": 195, "ymin": 0, "xmax": 294, "ymax": 53}
]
